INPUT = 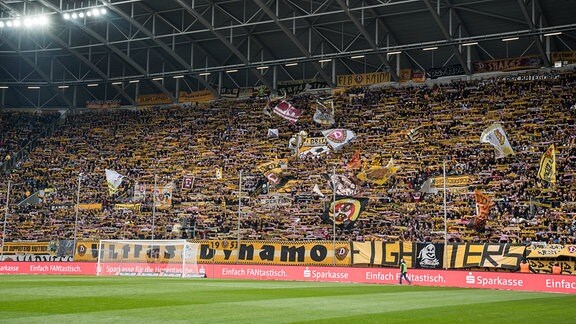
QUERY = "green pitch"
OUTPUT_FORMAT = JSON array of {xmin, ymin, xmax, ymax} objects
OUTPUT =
[{"xmin": 0, "ymin": 276, "xmax": 574, "ymax": 323}]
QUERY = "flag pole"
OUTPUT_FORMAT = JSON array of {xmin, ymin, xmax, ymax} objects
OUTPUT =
[
  {"xmin": 332, "ymin": 166, "xmax": 336, "ymax": 266},
  {"xmin": 152, "ymin": 174, "xmax": 157, "ymax": 240},
  {"xmin": 73, "ymin": 173, "xmax": 82, "ymax": 254},
  {"xmin": 237, "ymin": 170, "xmax": 242, "ymax": 263},
  {"xmin": 443, "ymin": 160, "xmax": 448, "ymax": 270},
  {"xmin": 1, "ymin": 180, "xmax": 11, "ymax": 260}
]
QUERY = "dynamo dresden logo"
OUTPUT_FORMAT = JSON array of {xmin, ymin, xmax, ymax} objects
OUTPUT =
[
  {"xmin": 325, "ymin": 129, "xmax": 347, "ymax": 143},
  {"xmin": 335, "ymin": 246, "xmax": 349, "ymax": 261}
]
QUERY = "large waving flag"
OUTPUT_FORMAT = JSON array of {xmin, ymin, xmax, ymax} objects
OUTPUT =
[
  {"xmin": 154, "ymin": 182, "xmax": 174, "ymax": 209},
  {"xmin": 472, "ymin": 189, "xmax": 494, "ymax": 231},
  {"xmin": 133, "ymin": 181, "xmax": 147, "ymax": 202},
  {"xmin": 324, "ymin": 173, "xmax": 358, "ymax": 196},
  {"xmin": 356, "ymin": 157, "xmax": 399, "ymax": 185},
  {"xmin": 273, "ymin": 100, "xmax": 302, "ymax": 124},
  {"xmin": 537, "ymin": 144, "xmax": 556, "ymax": 184},
  {"xmin": 322, "ymin": 129, "xmax": 356, "ymax": 150},
  {"xmin": 322, "ymin": 197, "xmax": 368, "ymax": 229},
  {"xmin": 105, "ymin": 169, "xmax": 125, "ymax": 196},
  {"xmin": 257, "ymin": 159, "xmax": 295, "ymax": 191},
  {"xmin": 267, "ymin": 128, "xmax": 279, "ymax": 138},
  {"xmin": 297, "ymin": 136, "xmax": 330, "ymax": 158},
  {"xmin": 313, "ymin": 98, "xmax": 335, "ymax": 126},
  {"xmin": 346, "ymin": 150, "xmax": 362, "ymax": 169},
  {"xmin": 406, "ymin": 125, "xmax": 423, "ymax": 142},
  {"xmin": 480, "ymin": 123, "xmax": 514, "ymax": 159}
]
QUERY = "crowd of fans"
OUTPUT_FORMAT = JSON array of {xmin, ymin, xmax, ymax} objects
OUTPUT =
[{"xmin": 0, "ymin": 68, "xmax": 575, "ymax": 246}]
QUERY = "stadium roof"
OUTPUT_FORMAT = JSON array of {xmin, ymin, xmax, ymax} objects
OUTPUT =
[{"xmin": 0, "ymin": 0, "xmax": 575, "ymax": 109}]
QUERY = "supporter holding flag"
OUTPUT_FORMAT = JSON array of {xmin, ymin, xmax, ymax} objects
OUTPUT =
[
  {"xmin": 480, "ymin": 123, "xmax": 514, "ymax": 159},
  {"xmin": 346, "ymin": 150, "xmax": 362, "ymax": 169},
  {"xmin": 356, "ymin": 157, "xmax": 399, "ymax": 185},
  {"xmin": 470, "ymin": 189, "xmax": 494, "ymax": 232},
  {"xmin": 313, "ymin": 97, "xmax": 335, "ymax": 126},
  {"xmin": 321, "ymin": 129, "xmax": 356, "ymax": 150},
  {"xmin": 537, "ymin": 144, "xmax": 556, "ymax": 184},
  {"xmin": 273, "ymin": 100, "xmax": 302, "ymax": 124},
  {"xmin": 105, "ymin": 169, "xmax": 125, "ymax": 196},
  {"xmin": 322, "ymin": 196, "xmax": 368, "ymax": 230}
]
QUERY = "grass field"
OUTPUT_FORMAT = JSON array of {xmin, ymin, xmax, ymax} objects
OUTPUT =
[{"xmin": 1, "ymin": 276, "xmax": 575, "ymax": 323}]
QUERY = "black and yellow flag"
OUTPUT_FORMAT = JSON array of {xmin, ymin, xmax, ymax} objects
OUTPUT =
[
  {"xmin": 537, "ymin": 144, "xmax": 556, "ymax": 184},
  {"xmin": 322, "ymin": 197, "xmax": 368, "ymax": 229}
]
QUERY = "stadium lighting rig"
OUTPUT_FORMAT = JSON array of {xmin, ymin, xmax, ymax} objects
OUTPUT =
[
  {"xmin": 62, "ymin": 7, "xmax": 107, "ymax": 20},
  {"xmin": 0, "ymin": 15, "xmax": 50, "ymax": 29}
]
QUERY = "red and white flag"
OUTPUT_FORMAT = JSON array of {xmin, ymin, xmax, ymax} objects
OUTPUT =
[{"xmin": 273, "ymin": 100, "xmax": 302, "ymax": 124}]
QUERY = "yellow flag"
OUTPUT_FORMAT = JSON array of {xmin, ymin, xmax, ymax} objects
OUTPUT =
[
  {"xmin": 537, "ymin": 144, "xmax": 556, "ymax": 184},
  {"xmin": 356, "ymin": 157, "xmax": 399, "ymax": 185}
]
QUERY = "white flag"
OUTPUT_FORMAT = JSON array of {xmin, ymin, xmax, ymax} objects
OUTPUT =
[
  {"xmin": 105, "ymin": 169, "xmax": 125, "ymax": 196},
  {"xmin": 312, "ymin": 184, "xmax": 325, "ymax": 197},
  {"xmin": 322, "ymin": 129, "xmax": 356, "ymax": 150},
  {"xmin": 267, "ymin": 128, "xmax": 279, "ymax": 138},
  {"xmin": 155, "ymin": 182, "xmax": 174, "ymax": 209},
  {"xmin": 480, "ymin": 123, "xmax": 514, "ymax": 159}
]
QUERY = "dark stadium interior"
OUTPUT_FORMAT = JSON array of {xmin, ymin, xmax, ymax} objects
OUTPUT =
[{"xmin": 1, "ymin": 0, "xmax": 575, "ymax": 108}]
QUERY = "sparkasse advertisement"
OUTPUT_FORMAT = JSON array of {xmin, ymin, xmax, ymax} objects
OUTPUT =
[{"xmin": 3, "ymin": 261, "xmax": 575, "ymax": 294}]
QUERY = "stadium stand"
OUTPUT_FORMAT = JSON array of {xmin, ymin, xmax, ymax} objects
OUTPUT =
[{"xmin": 0, "ymin": 69, "xmax": 575, "ymax": 246}]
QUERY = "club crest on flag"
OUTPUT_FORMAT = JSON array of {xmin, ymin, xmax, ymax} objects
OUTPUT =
[
  {"xmin": 321, "ymin": 129, "xmax": 356, "ymax": 150},
  {"xmin": 480, "ymin": 123, "xmax": 514, "ymax": 159},
  {"xmin": 323, "ymin": 197, "xmax": 368, "ymax": 229}
]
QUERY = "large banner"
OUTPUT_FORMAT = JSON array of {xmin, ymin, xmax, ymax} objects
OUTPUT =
[
  {"xmin": 351, "ymin": 242, "xmax": 525, "ymax": 270},
  {"xmin": 219, "ymin": 87, "xmax": 239, "ymax": 98},
  {"xmin": 1, "ymin": 242, "xmax": 51, "ymax": 255},
  {"xmin": 473, "ymin": 56, "xmax": 543, "ymax": 73},
  {"xmin": 86, "ymin": 100, "xmax": 121, "ymax": 109},
  {"xmin": 528, "ymin": 260, "xmax": 576, "ymax": 275},
  {"xmin": 551, "ymin": 51, "xmax": 576, "ymax": 64},
  {"xmin": 277, "ymin": 78, "xmax": 329, "ymax": 95},
  {"xmin": 72, "ymin": 240, "xmax": 350, "ymax": 266},
  {"xmin": 337, "ymin": 72, "xmax": 390, "ymax": 87},
  {"xmin": 178, "ymin": 90, "xmax": 215, "ymax": 103},
  {"xmin": 444, "ymin": 243, "xmax": 525, "ymax": 270},
  {"xmin": 526, "ymin": 244, "xmax": 576, "ymax": 258},
  {"xmin": 63, "ymin": 240, "xmax": 576, "ymax": 271},
  {"xmin": 426, "ymin": 64, "xmax": 466, "ymax": 79},
  {"xmin": 137, "ymin": 93, "xmax": 172, "ymax": 106},
  {"xmin": 351, "ymin": 241, "xmax": 414, "ymax": 267},
  {"xmin": 414, "ymin": 243, "xmax": 444, "ymax": 269},
  {"xmin": 195, "ymin": 240, "xmax": 351, "ymax": 266}
]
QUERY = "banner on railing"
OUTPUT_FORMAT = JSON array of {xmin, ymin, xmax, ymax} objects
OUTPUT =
[
  {"xmin": 551, "ymin": 51, "xmax": 576, "ymax": 64},
  {"xmin": 195, "ymin": 240, "xmax": 351, "ymax": 266},
  {"xmin": 473, "ymin": 56, "xmax": 543, "ymax": 73},
  {"xmin": 178, "ymin": 90, "xmax": 215, "ymax": 103},
  {"xmin": 337, "ymin": 72, "xmax": 390, "ymax": 87},
  {"xmin": 137, "ymin": 93, "xmax": 172, "ymax": 106}
]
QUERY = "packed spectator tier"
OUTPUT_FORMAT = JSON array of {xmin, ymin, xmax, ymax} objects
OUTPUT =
[{"xmin": 1, "ymin": 69, "xmax": 575, "ymax": 245}]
